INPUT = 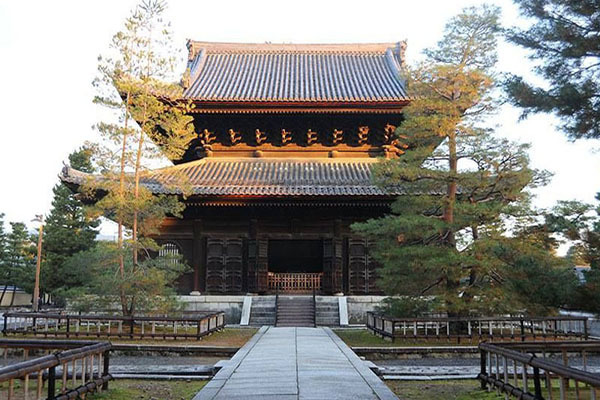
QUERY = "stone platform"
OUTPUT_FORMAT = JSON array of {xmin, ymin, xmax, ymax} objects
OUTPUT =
[{"xmin": 193, "ymin": 326, "xmax": 397, "ymax": 400}]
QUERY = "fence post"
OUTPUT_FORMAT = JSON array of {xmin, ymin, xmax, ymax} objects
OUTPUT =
[
  {"xmin": 584, "ymin": 318, "xmax": 589, "ymax": 340},
  {"xmin": 129, "ymin": 318, "xmax": 134, "ymax": 339},
  {"xmin": 520, "ymin": 318, "xmax": 525, "ymax": 342},
  {"xmin": 102, "ymin": 350, "xmax": 110, "ymax": 390},
  {"xmin": 66, "ymin": 316, "xmax": 70, "ymax": 338},
  {"xmin": 2, "ymin": 314, "xmax": 6, "ymax": 335},
  {"xmin": 533, "ymin": 366, "xmax": 542, "ymax": 400},
  {"xmin": 48, "ymin": 365, "xmax": 56, "ymax": 400},
  {"xmin": 480, "ymin": 349, "xmax": 487, "ymax": 390}
]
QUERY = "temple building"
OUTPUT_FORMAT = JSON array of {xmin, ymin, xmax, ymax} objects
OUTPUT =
[{"xmin": 62, "ymin": 41, "xmax": 411, "ymax": 296}]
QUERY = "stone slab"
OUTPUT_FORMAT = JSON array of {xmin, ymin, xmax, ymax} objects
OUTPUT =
[
  {"xmin": 240, "ymin": 295, "xmax": 252, "ymax": 325},
  {"xmin": 194, "ymin": 326, "xmax": 398, "ymax": 400},
  {"xmin": 339, "ymin": 296, "xmax": 349, "ymax": 325}
]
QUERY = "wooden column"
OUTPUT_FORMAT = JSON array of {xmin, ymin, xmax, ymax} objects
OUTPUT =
[{"xmin": 192, "ymin": 220, "xmax": 203, "ymax": 292}]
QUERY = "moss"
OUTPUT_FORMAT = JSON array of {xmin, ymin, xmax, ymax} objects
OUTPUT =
[
  {"xmin": 386, "ymin": 380, "xmax": 503, "ymax": 400},
  {"xmin": 333, "ymin": 328, "xmax": 476, "ymax": 347},
  {"xmin": 6, "ymin": 328, "xmax": 258, "ymax": 347},
  {"xmin": 88, "ymin": 380, "xmax": 207, "ymax": 400}
]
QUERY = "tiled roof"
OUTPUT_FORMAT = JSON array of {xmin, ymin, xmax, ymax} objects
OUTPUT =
[
  {"xmin": 61, "ymin": 158, "xmax": 404, "ymax": 197},
  {"xmin": 183, "ymin": 41, "xmax": 408, "ymax": 103}
]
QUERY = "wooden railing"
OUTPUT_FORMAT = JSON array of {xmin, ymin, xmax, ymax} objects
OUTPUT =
[
  {"xmin": 367, "ymin": 312, "xmax": 589, "ymax": 343},
  {"xmin": 479, "ymin": 341, "xmax": 600, "ymax": 399},
  {"xmin": 0, "ymin": 340, "xmax": 112, "ymax": 400},
  {"xmin": 2, "ymin": 311, "xmax": 225, "ymax": 340},
  {"xmin": 268, "ymin": 272, "xmax": 322, "ymax": 293}
]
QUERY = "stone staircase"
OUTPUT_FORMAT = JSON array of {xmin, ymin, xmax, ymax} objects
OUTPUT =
[
  {"xmin": 248, "ymin": 295, "xmax": 276, "ymax": 326},
  {"xmin": 276, "ymin": 295, "xmax": 315, "ymax": 327},
  {"xmin": 315, "ymin": 296, "xmax": 340, "ymax": 326}
]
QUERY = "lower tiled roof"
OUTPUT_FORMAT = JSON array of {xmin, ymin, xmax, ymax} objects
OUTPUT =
[{"xmin": 61, "ymin": 158, "xmax": 403, "ymax": 197}]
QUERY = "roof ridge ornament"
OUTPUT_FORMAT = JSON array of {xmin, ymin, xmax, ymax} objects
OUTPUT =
[{"xmin": 396, "ymin": 40, "xmax": 407, "ymax": 68}]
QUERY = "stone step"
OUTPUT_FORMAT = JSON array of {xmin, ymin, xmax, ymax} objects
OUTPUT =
[{"xmin": 277, "ymin": 319, "xmax": 314, "ymax": 323}]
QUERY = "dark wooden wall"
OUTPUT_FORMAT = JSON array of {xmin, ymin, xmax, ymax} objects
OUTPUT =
[{"xmin": 156, "ymin": 203, "xmax": 386, "ymax": 295}]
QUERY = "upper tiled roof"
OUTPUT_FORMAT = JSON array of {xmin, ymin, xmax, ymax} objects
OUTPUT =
[
  {"xmin": 61, "ymin": 158, "xmax": 405, "ymax": 197},
  {"xmin": 183, "ymin": 41, "xmax": 408, "ymax": 103}
]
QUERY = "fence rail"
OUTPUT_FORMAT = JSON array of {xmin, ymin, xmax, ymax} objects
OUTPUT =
[
  {"xmin": 366, "ymin": 312, "xmax": 589, "ymax": 343},
  {"xmin": 2, "ymin": 311, "xmax": 225, "ymax": 340},
  {"xmin": 0, "ymin": 340, "xmax": 112, "ymax": 400},
  {"xmin": 478, "ymin": 341, "xmax": 600, "ymax": 400},
  {"xmin": 268, "ymin": 272, "xmax": 322, "ymax": 293}
]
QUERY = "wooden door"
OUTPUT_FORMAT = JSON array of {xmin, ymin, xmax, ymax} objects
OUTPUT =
[
  {"xmin": 323, "ymin": 238, "xmax": 343, "ymax": 294},
  {"xmin": 206, "ymin": 238, "xmax": 243, "ymax": 293},
  {"xmin": 348, "ymin": 238, "xmax": 380, "ymax": 294},
  {"xmin": 247, "ymin": 239, "xmax": 268, "ymax": 293}
]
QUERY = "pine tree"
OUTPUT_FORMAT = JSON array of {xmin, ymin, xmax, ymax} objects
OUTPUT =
[
  {"xmin": 0, "ymin": 213, "xmax": 9, "ymax": 304},
  {"xmin": 2, "ymin": 222, "xmax": 35, "ymax": 306},
  {"xmin": 42, "ymin": 147, "xmax": 100, "ymax": 301},
  {"xmin": 504, "ymin": 0, "xmax": 600, "ymax": 140},
  {"xmin": 83, "ymin": 0, "xmax": 194, "ymax": 315},
  {"xmin": 353, "ymin": 6, "xmax": 550, "ymax": 315}
]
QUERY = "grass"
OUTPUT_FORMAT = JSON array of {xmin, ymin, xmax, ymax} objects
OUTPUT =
[
  {"xmin": 0, "ymin": 379, "xmax": 207, "ymax": 400},
  {"xmin": 388, "ymin": 379, "xmax": 598, "ymax": 400},
  {"xmin": 88, "ymin": 380, "xmax": 207, "ymax": 400},
  {"xmin": 387, "ymin": 380, "xmax": 502, "ymax": 400},
  {"xmin": 5, "ymin": 327, "xmax": 258, "ymax": 347},
  {"xmin": 333, "ymin": 328, "xmax": 477, "ymax": 347}
]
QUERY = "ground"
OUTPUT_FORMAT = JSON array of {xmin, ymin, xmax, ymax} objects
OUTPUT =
[
  {"xmin": 387, "ymin": 380, "xmax": 502, "ymax": 400},
  {"xmin": 88, "ymin": 380, "xmax": 207, "ymax": 400},
  {"xmin": 3, "ymin": 327, "xmax": 257, "ymax": 348},
  {"xmin": 333, "ymin": 328, "xmax": 477, "ymax": 347}
]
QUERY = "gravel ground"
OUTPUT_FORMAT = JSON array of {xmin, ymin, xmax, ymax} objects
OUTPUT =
[{"xmin": 0, "ymin": 355, "xmax": 223, "ymax": 369}]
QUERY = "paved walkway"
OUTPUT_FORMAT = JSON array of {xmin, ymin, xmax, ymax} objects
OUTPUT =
[{"xmin": 194, "ymin": 326, "xmax": 398, "ymax": 400}]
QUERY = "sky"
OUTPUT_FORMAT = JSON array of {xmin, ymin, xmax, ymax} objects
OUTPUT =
[{"xmin": 0, "ymin": 0, "xmax": 598, "ymax": 237}]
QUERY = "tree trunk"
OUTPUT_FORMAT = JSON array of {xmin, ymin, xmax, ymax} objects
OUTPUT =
[
  {"xmin": 444, "ymin": 131, "xmax": 459, "ymax": 314},
  {"xmin": 117, "ymin": 93, "xmax": 130, "ymax": 316},
  {"xmin": 9, "ymin": 285, "xmax": 16, "ymax": 307},
  {"xmin": 0, "ymin": 282, "xmax": 8, "ymax": 306},
  {"xmin": 469, "ymin": 224, "xmax": 480, "ymax": 286},
  {"xmin": 132, "ymin": 130, "xmax": 145, "ymax": 267}
]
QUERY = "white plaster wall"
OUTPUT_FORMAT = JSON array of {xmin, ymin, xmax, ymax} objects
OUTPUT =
[
  {"xmin": 179, "ymin": 295, "xmax": 245, "ymax": 324},
  {"xmin": 346, "ymin": 296, "xmax": 387, "ymax": 325}
]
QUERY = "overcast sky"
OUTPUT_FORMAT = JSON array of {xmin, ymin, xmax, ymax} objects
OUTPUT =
[{"xmin": 0, "ymin": 0, "xmax": 598, "ymax": 236}]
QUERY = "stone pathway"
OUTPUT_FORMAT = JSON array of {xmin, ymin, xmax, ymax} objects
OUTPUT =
[{"xmin": 193, "ymin": 326, "xmax": 398, "ymax": 400}]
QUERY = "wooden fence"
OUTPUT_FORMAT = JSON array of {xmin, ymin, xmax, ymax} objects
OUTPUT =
[
  {"xmin": 268, "ymin": 272, "xmax": 322, "ymax": 293},
  {"xmin": 0, "ymin": 340, "xmax": 112, "ymax": 400},
  {"xmin": 367, "ymin": 312, "xmax": 589, "ymax": 343},
  {"xmin": 2, "ymin": 311, "xmax": 225, "ymax": 340},
  {"xmin": 479, "ymin": 341, "xmax": 600, "ymax": 399}
]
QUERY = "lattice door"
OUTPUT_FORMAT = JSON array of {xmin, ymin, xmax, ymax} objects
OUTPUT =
[
  {"xmin": 348, "ymin": 238, "xmax": 380, "ymax": 294},
  {"xmin": 323, "ymin": 238, "xmax": 343, "ymax": 294},
  {"xmin": 247, "ymin": 239, "xmax": 268, "ymax": 293},
  {"xmin": 206, "ymin": 238, "xmax": 243, "ymax": 293}
]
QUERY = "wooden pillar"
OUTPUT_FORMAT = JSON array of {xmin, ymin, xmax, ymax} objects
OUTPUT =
[
  {"xmin": 334, "ymin": 219, "xmax": 343, "ymax": 294},
  {"xmin": 192, "ymin": 220, "xmax": 203, "ymax": 292}
]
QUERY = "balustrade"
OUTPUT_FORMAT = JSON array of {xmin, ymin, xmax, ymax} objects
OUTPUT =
[{"xmin": 268, "ymin": 272, "xmax": 322, "ymax": 293}]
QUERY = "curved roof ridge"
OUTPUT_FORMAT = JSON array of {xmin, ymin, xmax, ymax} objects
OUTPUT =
[{"xmin": 187, "ymin": 40, "xmax": 403, "ymax": 54}]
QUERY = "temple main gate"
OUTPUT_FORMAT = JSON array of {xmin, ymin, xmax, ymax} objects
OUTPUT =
[{"xmin": 62, "ymin": 40, "xmax": 412, "ymax": 295}]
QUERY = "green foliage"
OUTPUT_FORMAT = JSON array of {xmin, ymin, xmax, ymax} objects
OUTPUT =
[
  {"xmin": 574, "ymin": 269, "xmax": 600, "ymax": 314},
  {"xmin": 78, "ymin": 0, "xmax": 195, "ymax": 315},
  {"xmin": 544, "ymin": 196, "xmax": 600, "ymax": 269},
  {"xmin": 64, "ymin": 241, "xmax": 189, "ymax": 315},
  {"xmin": 492, "ymin": 234, "xmax": 578, "ymax": 315},
  {"xmin": 505, "ymin": 0, "xmax": 600, "ymax": 139},
  {"xmin": 376, "ymin": 297, "xmax": 439, "ymax": 318},
  {"xmin": 0, "ymin": 213, "xmax": 7, "ymax": 270},
  {"xmin": 354, "ymin": 5, "xmax": 562, "ymax": 316},
  {"xmin": 0, "ymin": 222, "xmax": 36, "ymax": 305},
  {"xmin": 42, "ymin": 148, "xmax": 100, "ymax": 302}
]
